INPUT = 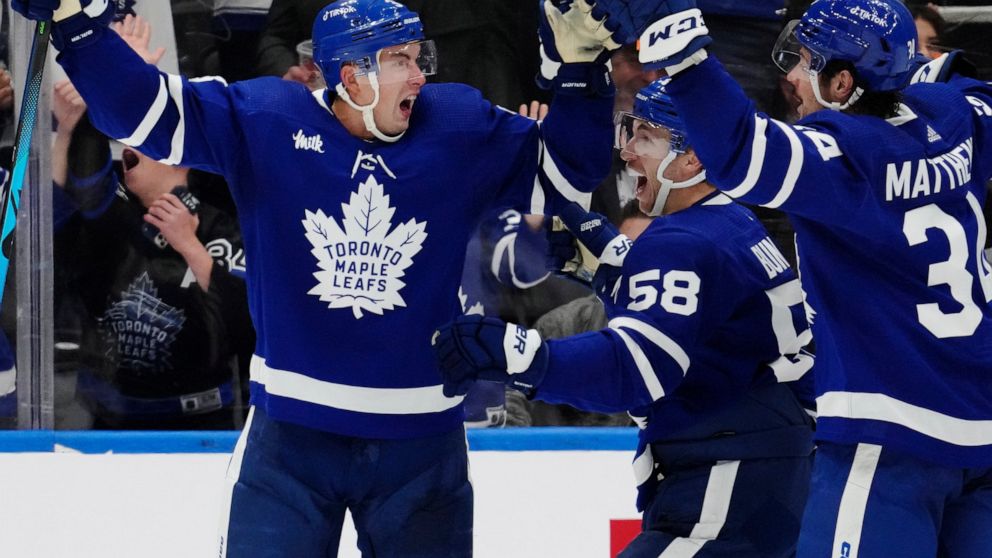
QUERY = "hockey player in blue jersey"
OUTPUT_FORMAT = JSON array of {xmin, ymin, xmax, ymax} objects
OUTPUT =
[
  {"xmin": 10, "ymin": 0, "xmax": 620, "ymax": 555},
  {"xmin": 590, "ymin": 0, "xmax": 992, "ymax": 555},
  {"xmin": 433, "ymin": 79, "xmax": 816, "ymax": 557}
]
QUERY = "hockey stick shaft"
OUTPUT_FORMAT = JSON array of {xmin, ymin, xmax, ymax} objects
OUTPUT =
[{"xmin": 0, "ymin": 20, "xmax": 52, "ymax": 305}]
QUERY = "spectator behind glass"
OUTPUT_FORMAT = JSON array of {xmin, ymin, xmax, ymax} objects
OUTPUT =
[
  {"xmin": 256, "ymin": 0, "xmax": 543, "ymax": 108},
  {"xmin": 505, "ymin": 200, "xmax": 649, "ymax": 427},
  {"xmin": 911, "ymin": 3, "xmax": 945, "ymax": 59},
  {"xmin": 52, "ymin": 17, "xmax": 251, "ymax": 430}
]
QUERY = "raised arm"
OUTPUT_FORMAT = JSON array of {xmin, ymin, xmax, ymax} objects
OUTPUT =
[{"xmin": 14, "ymin": 0, "xmax": 249, "ymax": 178}]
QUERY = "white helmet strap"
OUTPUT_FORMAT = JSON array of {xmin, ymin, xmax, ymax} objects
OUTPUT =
[
  {"xmin": 649, "ymin": 151, "xmax": 707, "ymax": 217},
  {"xmin": 808, "ymin": 69, "xmax": 864, "ymax": 111},
  {"xmin": 335, "ymin": 54, "xmax": 406, "ymax": 143}
]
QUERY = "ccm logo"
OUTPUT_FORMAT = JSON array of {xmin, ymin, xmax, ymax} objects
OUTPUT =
[{"xmin": 648, "ymin": 15, "xmax": 702, "ymax": 46}]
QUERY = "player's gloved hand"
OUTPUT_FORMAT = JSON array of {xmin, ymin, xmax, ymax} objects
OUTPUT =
[
  {"xmin": 546, "ymin": 224, "xmax": 589, "ymax": 281},
  {"xmin": 432, "ymin": 315, "xmax": 549, "ymax": 398},
  {"xmin": 538, "ymin": 0, "xmax": 622, "ymax": 95},
  {"xmin": 559, "ymin": 202, "xmax": 632, "ymax": 268},
  {"xmin": 593, "ymin": 0, "xmax": 711, "ymax": 71},
  {"xmin": 11, "ymin": 0, "xmax": 114, "ymax": 51},
  {"xmin": 11, "ymin": 0, "xmax": 59, "ymax": 21},
  {"xmin": 908, "ymin": 50, "xmax": 977, "ymax": 85},
  {"xmin": 551, "ymin": 202, "xmax": 631, "ymax": 293}
]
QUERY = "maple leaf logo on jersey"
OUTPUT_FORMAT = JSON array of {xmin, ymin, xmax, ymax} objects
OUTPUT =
[
  {"xmin": 303, "ymin": 176, "xmax": 428, "ymax": 319},
  {"xmin": 99, "ymin": 272, "xmax": 185, "ymax": 373}
]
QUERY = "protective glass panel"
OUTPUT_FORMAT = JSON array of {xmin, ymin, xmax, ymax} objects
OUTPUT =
[
  {"xmin": 614, "ymin": 112, "xmax": 672, "ymax": 161},
  {"xmin": 47, "ymin": 2, "xmax": 252, "ymax": 432}
]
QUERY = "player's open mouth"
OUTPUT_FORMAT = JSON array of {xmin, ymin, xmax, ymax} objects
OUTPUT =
[
  {"xmin": 635, "ymin": 176, "xmax": 648, "ymax": 197},
  {"xmin": 399, "ymin": 96, "xmax": 416, "ymax": 118},
  {"xmin": 122, "ymin": 149, "xmax": 140, "ymax": 172}
]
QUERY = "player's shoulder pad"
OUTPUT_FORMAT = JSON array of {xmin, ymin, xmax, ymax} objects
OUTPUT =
[
  {"xmin": 901, "ymin": 81, "xmax": 976, "ymax": 144},
  {"xmin": 411, "ymin": 83, "xmax": 516, "ymax": 134},
  {"xmin": 227, "ymin": 77, "xmax": 326, "ymax": 117},
  {"xmin": 623, "ymin": 218, "xmax": 720, "ymax": 273}
]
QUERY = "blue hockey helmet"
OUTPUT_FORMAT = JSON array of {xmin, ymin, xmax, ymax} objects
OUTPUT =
[
  {"xmin": 615, "ymin": 79, "xmax": 705, "ymax": 217},
  {"xmin": 615, "ymin": 78, "xmax": 689, "ymax": 158},
  {"xmin": 774, "ymin": 0, "xmax": 917, "ymax": 92},
  {"xmin": 311, "ymin": 0, "xmax": 437, "ymax": 90}
]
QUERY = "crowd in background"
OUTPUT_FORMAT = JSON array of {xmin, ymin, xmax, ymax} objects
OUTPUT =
[{"xmin": 0, "ymin": 0, "xmax": 989, "ymax": 431}]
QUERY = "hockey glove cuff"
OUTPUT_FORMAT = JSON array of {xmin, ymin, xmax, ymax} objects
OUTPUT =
[
  {"xmin": 433, "ymin": 316, "xmax": 549, "ymax": 398},
  {"xmin": 559, "ymin": 202, "xmax": 632, "ymax": 268},
  {"xmin": 538, "ymin": 0, "xmax": 620, "ymax": 96}
]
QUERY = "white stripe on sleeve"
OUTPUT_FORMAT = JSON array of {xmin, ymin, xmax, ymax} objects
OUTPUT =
[
  {"xmin": 609, "ymin": 317, "xmax": 690, "ymax": 375},
  {"xmin": 159, "ymin": 74, "xmax": 187, "ymax": 165},
  {"xmin": 613, "ymin": 328, "xmax": 666, "ymax": 401},
  {"xmin": 539, "ymin": 138, "xmax": 593, "ymax": 208},
  {"xmin": 765, "ymin": 120, "xmax": 805, "ymax": 209},
  {"xmin": 723, "ymin": 115, "xmax": 768, "ymax": 199},
  {"xmin": 117, "ymin": 74, "xmax": 169, "ymax": 147}
]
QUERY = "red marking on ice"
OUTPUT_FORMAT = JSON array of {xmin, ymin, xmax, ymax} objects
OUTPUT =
[{"xmin": 610, "ymin": 519, "xmax": 641, "ymax": 557}]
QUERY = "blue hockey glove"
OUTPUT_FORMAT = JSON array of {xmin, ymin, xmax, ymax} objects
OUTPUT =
[
  {"xmin": 11, "ymin": 0, "xmax": 59, "ymax": 21},
  {"xmin": 907, "ymin": 51, "xmax": 977, "ymax": 85},
  {"xmin": 593, "ymin": 0, "xmax": 711, "ymax": 70},
  {"xmin": 559, "ymin": 202, "xmax": 632, "ymax": 268},
  {"xmin": 12, "ymin": 0, "xmax": 114, "ymax": 51},
  {"xmin": 538, "ymin": 0, "xmax": 622, "ymax": 95},
  {"xmin": 432, "ymin": 315, "xmax": 549, "ymax": 398}
]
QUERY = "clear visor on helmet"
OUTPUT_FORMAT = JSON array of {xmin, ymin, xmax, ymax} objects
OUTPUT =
[
  {"xmin": 772, "ymin": 20, "xmax": 826, "ymax": 74},
  {"xmin": 614, "ymin": 111, "xmax": 673, "ymax": 161},
  {"xmin": 346, "ymin": 40, "xmax": 438, "ymax": 85}
]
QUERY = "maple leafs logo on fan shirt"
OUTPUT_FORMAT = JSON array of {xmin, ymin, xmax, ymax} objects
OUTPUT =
[{"xmin": 303, "ymin": 176, "xmax": 428, "ymax": 319}]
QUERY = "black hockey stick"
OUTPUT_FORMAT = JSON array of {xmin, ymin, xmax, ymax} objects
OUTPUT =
[{"xmin": 0, "ymin": 20, "xmax": 52, "ymax": 304}]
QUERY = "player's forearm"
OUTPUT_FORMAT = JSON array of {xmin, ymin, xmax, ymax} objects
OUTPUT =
[
  {"xmin": 665, "ymin": 57, "xmax": 772, "ymax": 204},
  {"xmin": 57, "ymin": 30, "xmax": 173, "ymax": 160},
  {"xmin": 541, "ymin": 93, "xmax": 615, "ymax": 193},
  {"xmin": 536, "ymin": 330, "xmax": 658, "ymax": 414}
]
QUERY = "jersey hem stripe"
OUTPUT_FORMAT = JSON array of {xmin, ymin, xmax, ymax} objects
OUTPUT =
[
  {"xmin": 817, "ymin": 391, "xmax": 992, "ymax": 447},
  {"xmin": 250, "ymin": 356, "xmax": 464, "ymax": 415}
]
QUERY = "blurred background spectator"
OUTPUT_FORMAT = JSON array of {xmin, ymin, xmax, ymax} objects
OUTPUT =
[{"xmin": 47, "ymin": 16, "xmax": 252, "ymax": 430}]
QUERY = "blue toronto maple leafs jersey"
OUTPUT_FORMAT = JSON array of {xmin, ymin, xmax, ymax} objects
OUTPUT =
[
  {"xmin": 536, "ymin": 193, "xmax": 814, "ymax": 507},
  {"xmin": 57, "ymin": 31, "xmax": 612, "ymax": 438},
  {"xmin": 668, "ymin": 56, "xmax": 992, "ymax": 466}
]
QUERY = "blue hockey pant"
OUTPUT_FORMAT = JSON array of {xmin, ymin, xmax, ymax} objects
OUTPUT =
[
  {"xmin": 620, "ymin": 455, "xmax": 812, "ymax": 557},
  {"xmin": 218, "ymin": 406, "xmax": 473, "ymax": 557},
  {"xmin": 797, "ymin": 442, "xmax": 992, "ymax": 558}
]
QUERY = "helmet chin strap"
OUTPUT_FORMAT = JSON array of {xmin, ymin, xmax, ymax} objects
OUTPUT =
[
  {"xmin": 808, "ymin": 70, "xmax": 864, "ymax": 111},
  {"xmin": 648, "ymin": 151, "xmax": 707, "ymax": 217},
  {"xmin": 335, "ymin": 63, "xmax": 406, "ymax": 143}
]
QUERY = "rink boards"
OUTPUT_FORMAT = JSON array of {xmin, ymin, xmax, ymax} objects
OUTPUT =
[{"xmin": 0, "ymin": 428, "xmax": 640, "ymax": 558}]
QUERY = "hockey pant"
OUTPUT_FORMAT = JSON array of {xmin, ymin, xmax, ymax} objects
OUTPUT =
[
  {"xmin": 620, "ymin": 454, "xmax": 812, "ymax": 557},
  {"xmin": 218, "ymin": 406, "xmax": 472, "ymax": 557},
  {"xmin": 797, "ymin": 442, "xmax": 992, "ymax": 558}
]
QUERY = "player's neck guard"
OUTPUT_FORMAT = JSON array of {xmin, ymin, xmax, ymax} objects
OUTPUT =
[
  {"xmin": 809, "ymin": 70, "xmax": 864, "ymax": 111},
  {"xmin": 335, "ymin": 70, "xmax": 405, "ymax": 143},
  {"xmin": 650, "ymin": 151, "xmax": 707, "ymax": 217}
]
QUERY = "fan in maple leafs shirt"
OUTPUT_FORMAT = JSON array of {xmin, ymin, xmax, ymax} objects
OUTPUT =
[{"xmin": 57, "ymin": 108, "xmax": 249, "ymax": 430}]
